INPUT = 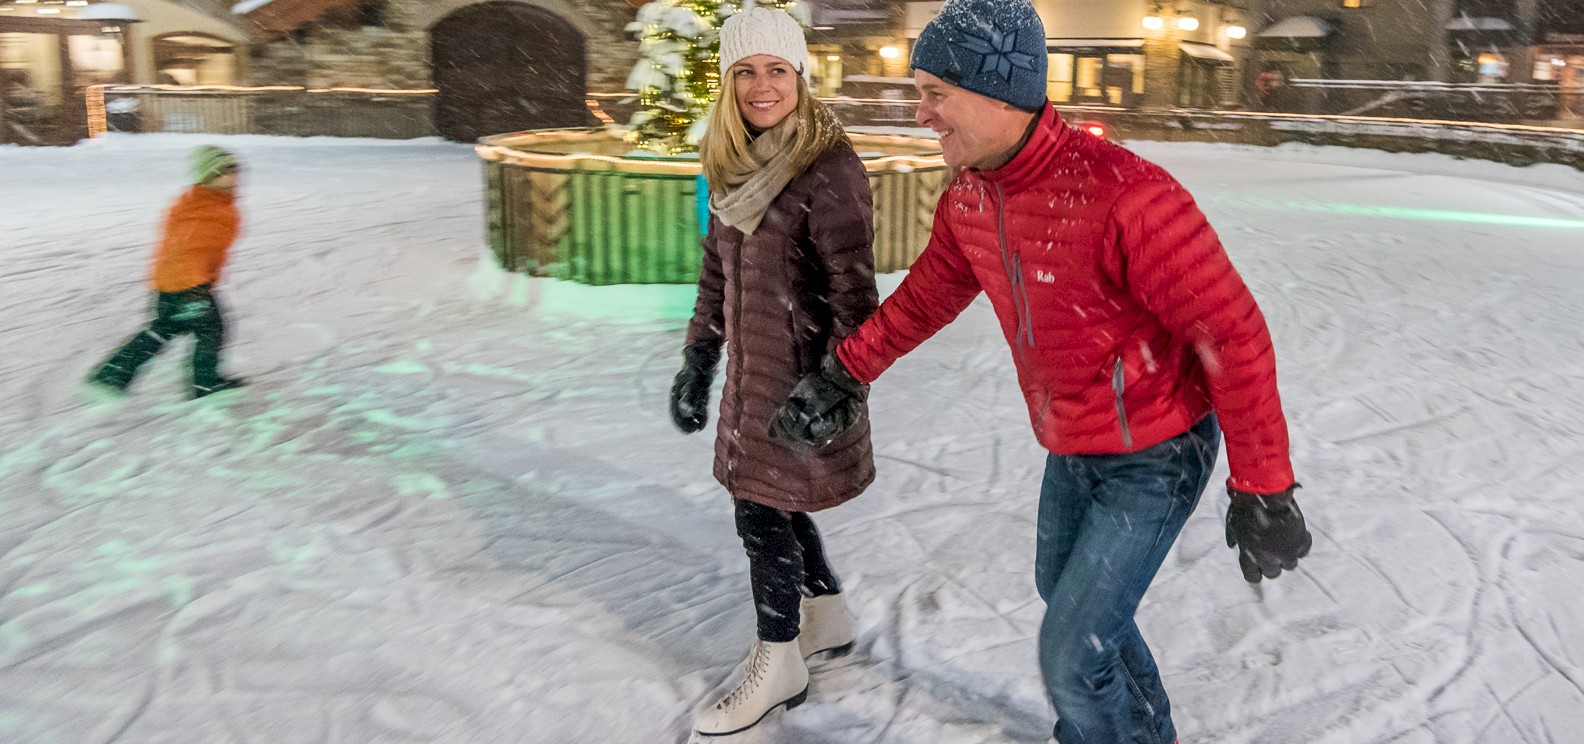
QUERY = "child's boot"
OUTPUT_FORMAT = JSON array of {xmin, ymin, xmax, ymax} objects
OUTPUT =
[{"xmin": 194, "ymin": 377, "xmax": 246, "ymax": 399}]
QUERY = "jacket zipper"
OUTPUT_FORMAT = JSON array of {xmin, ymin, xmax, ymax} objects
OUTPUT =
[
  {"xmin": 1013, "ymin": 254, "xmax": 1035, "ymax": 346},
  {"xmin": 1112, "ymin": 357, "xmax": 1133, "ymax": 448},
  {"xmin": 990, "ymin": 182, "xmax": 1035, "ymax": 354},
  {"xmin": 727, "ymin": 233, "xmax": 744, "ymax": 491}
]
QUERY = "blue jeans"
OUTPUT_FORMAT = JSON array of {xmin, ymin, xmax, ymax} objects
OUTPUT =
[{"xmin": 1036, "ymin": 415, "xmax": 1220, "ymax": 744}]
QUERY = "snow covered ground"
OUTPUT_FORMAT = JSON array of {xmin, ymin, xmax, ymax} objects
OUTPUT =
[{"xmin": 2, "ymin": 132, "xmax": 1583, "ymax": 744}]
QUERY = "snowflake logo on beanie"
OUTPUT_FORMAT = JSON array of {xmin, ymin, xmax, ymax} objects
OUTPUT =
[{"xmin": 955, "ymin": 29, "xmax": 1038, "ymax": 82}]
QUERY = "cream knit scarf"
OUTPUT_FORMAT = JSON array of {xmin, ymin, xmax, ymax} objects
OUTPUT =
[{"xmin": 709, "ymin": 116, "xmax": 804, "ymax": 235}]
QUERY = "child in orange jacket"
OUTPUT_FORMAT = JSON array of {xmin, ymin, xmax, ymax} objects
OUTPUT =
[{"xmin": 89, "ymin": 145, "xmax": 246, "ymax": 399}]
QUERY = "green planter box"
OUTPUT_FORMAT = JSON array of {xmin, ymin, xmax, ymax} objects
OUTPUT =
[{"xmin": 480, "ymin": 128, "xmax": 950, "ymax": 286}]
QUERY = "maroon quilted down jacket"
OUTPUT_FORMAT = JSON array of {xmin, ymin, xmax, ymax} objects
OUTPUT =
[
  {"xmin": 837, "ymin": 104, "xmax": 1294, "ymax": 494},
  {"xmin": 687, "ymin": 140, "xmax": 880, "ymax": 511}
]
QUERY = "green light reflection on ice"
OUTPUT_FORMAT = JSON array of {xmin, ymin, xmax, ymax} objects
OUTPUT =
[{"xmin": 1232, "ymin": 197, "xmax": 1584, "ymax": 229}]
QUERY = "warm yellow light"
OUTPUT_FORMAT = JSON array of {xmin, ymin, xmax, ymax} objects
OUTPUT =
[
  {"xmin": 1216, "ymin": 109, "xmax": 1584, "ymax": 135},
  {"xmin": 879, "ymin": 45, "xmax": 901, "ymax": 59},
  {"xmin": 476, "ymin": 133, "xmax": 946, "ymax": 175},
  {"xmin": 307, "ymin": 87, "xmax": 439, "ymax": 94},
  {"xmin": 102, "ymin": 84, "xmax": 437, "ymax": 95},
  {"xmin": 1226, "ymin": 25, "xmax": 1247, "ymax": 39},
  {"xmin": 826, "ymin": 54, "xmax": 840, "ymax": 61},
  {"xmin": 1177, "ymin": 16, "xmax": 1200, "ymax": 31},
  {"xmin": 480, "ymin": 146, "xmax": 945, "ymax": 175},
  {"xmin": 86, "ymin": 84, "xmax": 107, "ymax": 138},
  {"xmin": 1142, "ymin": 15, "xmax": 1165, "ymax": 30},
  {"xmin": 585, "ymin": 99, "xmax": 617, "ymax": 126}
]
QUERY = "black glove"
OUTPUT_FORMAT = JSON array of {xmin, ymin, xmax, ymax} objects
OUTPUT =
[
  {"xmin": 770, "ymin": 354, "xmax": 864, "ymax": 447},
  {"xmin": 1225, "ymin": 484, "xmax": 1312, "ymax": 583},
  {"xmin": 669, "ymin": 343, "xmax": 720, "ymax": 434}
]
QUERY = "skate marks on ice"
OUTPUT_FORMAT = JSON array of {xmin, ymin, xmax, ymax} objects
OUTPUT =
[
  {"xmin": 1144, "ymin": 147, "xmax": 1584, "ymax": 743},
  {"xmin": 0, "ymin": 370, "xmax": 706, "ymax": 741},
  {"xmin": 1, "ymin": 137, "xmax": 1583, "ymax": 742}
]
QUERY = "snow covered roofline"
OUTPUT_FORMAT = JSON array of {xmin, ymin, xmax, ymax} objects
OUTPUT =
[
  {"xmin": 77, "ymin": 3, "xmax": 142, "ymax": 21},
  {"xmin": 1258, "ymin": 16, "xmax": 1332, "ymax": 39},
  {"xmin": 233, "ymin": 0, "xmax": 357, "ymax": 33},
  {"xmin": 1445, "ymin": 16, "xmax": 1517, "ymax": 31}
]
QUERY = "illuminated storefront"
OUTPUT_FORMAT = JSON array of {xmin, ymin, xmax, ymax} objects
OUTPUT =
[{"xmin": 0, "ymin": 10, "xmax": 134, "ymax": 144}]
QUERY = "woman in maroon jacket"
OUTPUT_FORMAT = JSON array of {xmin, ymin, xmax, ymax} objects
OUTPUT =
[{"xmin": 667, "ymin": 7, "xmax": 879, "ymax": 737}]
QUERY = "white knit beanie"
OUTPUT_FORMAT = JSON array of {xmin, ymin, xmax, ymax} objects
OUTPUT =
[{"xmin": 718, "ymin": 7, "xmax": 810, "ymax": 81}]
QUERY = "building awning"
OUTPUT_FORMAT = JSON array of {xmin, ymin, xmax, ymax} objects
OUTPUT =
[
  {"xmin": 1047, "ymin": 38, "xmax": 1145, "ymax": 52},
  {"xmin": 1179, "ymin": 42, "xmax": 1234, "ymax": 63},
  {"xmin": 1257, "ymin": 16, "xmax": 1332, "ymax": 39},
  {"xmin": 234, "ymin": 0, "xmax": 359, "ymax": 33},
  {"xmin": 158, "ymin": 34, "xmax": 237, "ymax": 48},
  {"xmin": 1445, "ymin": 16, "xmax": 1516, "ymax": 32},
  {"xmin": 0, "ymin": 15, "xmax": 128, "ymax": 34}
]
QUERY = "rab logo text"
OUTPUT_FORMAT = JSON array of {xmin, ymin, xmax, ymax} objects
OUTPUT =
[{"xmin": 1035, "ymin": 270, "xmax": 1056, "ymax": 284}]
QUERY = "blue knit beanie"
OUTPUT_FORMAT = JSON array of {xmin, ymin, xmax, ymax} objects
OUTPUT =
[{"xmin": 910, "ymin": 0, "xmax": 1048, "ymax": 112}]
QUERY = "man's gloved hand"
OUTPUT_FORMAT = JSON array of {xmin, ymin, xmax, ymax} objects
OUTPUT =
[
  {"xmin": 669, "ymin": 343, "xmax": 720, "ymax": 434},
  {"xmin": 1225, "ymin": 484, "xmax": 1312, "ymax": 583},
  {"xmin": 770, "ymin": 354, "xmax": 864, "ymax": 447}
]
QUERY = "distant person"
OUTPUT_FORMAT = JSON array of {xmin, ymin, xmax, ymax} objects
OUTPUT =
[
  {"xmin": 87, "ymin": 146, "xmax": 248, "ymax": 400},
  {"xmin": 1256, "ymin": 68, "xmax": 1286, "ymax": 111},
  {"xmin": 3, "ymin": 71, "xmax": 40, "ymax": 123}
]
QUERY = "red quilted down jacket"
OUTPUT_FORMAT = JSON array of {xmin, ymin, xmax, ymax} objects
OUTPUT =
[{"xmin": 837, "ymin": 104, "xmax": 1294, "ymax": 494}]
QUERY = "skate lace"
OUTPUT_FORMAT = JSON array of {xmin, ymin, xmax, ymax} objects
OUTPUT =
[{"xmin": 714, "ymin": 642, "xmax": 770, "ymax": 712}]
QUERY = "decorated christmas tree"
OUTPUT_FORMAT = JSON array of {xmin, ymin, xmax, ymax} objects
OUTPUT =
[{"xmin": 625, "ymin": 0, "xmax": 809, "ymax": 155}]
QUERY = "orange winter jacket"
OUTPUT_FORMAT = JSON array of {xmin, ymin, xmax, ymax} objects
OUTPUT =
[{"xmin": 150, "ymin": 186, "xmax": 240, "ymax": 292}]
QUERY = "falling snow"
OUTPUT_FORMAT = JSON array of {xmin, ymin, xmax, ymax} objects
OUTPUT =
[{"xmin": 1, "ymin": 133, "xmax": 1583, "ymax": 743}]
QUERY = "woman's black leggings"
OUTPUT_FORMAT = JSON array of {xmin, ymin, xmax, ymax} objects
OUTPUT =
[{"xmin": 734, "ymin": 499, "xmax": 842, "ymax": 643}]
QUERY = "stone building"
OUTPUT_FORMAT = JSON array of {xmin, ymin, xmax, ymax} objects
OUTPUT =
[
  {"xmin": 896, "ymin": 1, "xmax": 1256, "ymax": 110},
  {"xmin": 1246, "ymin": 0, "xmax": 1584, "ymax": 86},
  {"xmin": 3, "ymin": 0, "xmax": 646, "ymax": 141},
  {"xmin": 234, "ymin": 0, "xmax": 641, "ymax": 140}
]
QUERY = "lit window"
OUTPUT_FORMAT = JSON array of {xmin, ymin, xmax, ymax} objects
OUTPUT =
[{"xmin": 1342, "ymin": 0, "xmax": 1372, "ymax": 8}]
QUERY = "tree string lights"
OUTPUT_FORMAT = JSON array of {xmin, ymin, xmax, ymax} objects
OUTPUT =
[{"xmin": 624, "ymin": 0, "xmax": 808, "ymax": 155}]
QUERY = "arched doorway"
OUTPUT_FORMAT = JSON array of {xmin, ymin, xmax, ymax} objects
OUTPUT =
[
  {"xmin": 152, "ymin": 33, "xmax": 239, "ymax": 86},
  {"xmin": 431, "ymin": 1, "xmax": 595, "ymax": 142}
]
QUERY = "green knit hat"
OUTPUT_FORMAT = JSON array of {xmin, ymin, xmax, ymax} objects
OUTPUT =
[{"xmin": 190, "ymin": 145, "xmax": 239, "ymax": 184}]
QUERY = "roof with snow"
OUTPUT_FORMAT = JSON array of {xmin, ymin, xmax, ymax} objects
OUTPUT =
[{"xmin": 233, "ymin": 0, "xmax": 357, "ymax": 32}]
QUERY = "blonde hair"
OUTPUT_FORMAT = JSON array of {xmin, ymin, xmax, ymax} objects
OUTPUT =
[{"xmin": 701, "ymin": 74, "xmax": 847, "ymax": 190}]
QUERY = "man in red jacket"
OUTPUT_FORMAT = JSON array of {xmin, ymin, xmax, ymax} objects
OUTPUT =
[{"xmin": 774, "ymin": 1, "xmax": 1312, "ymax": 741}]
